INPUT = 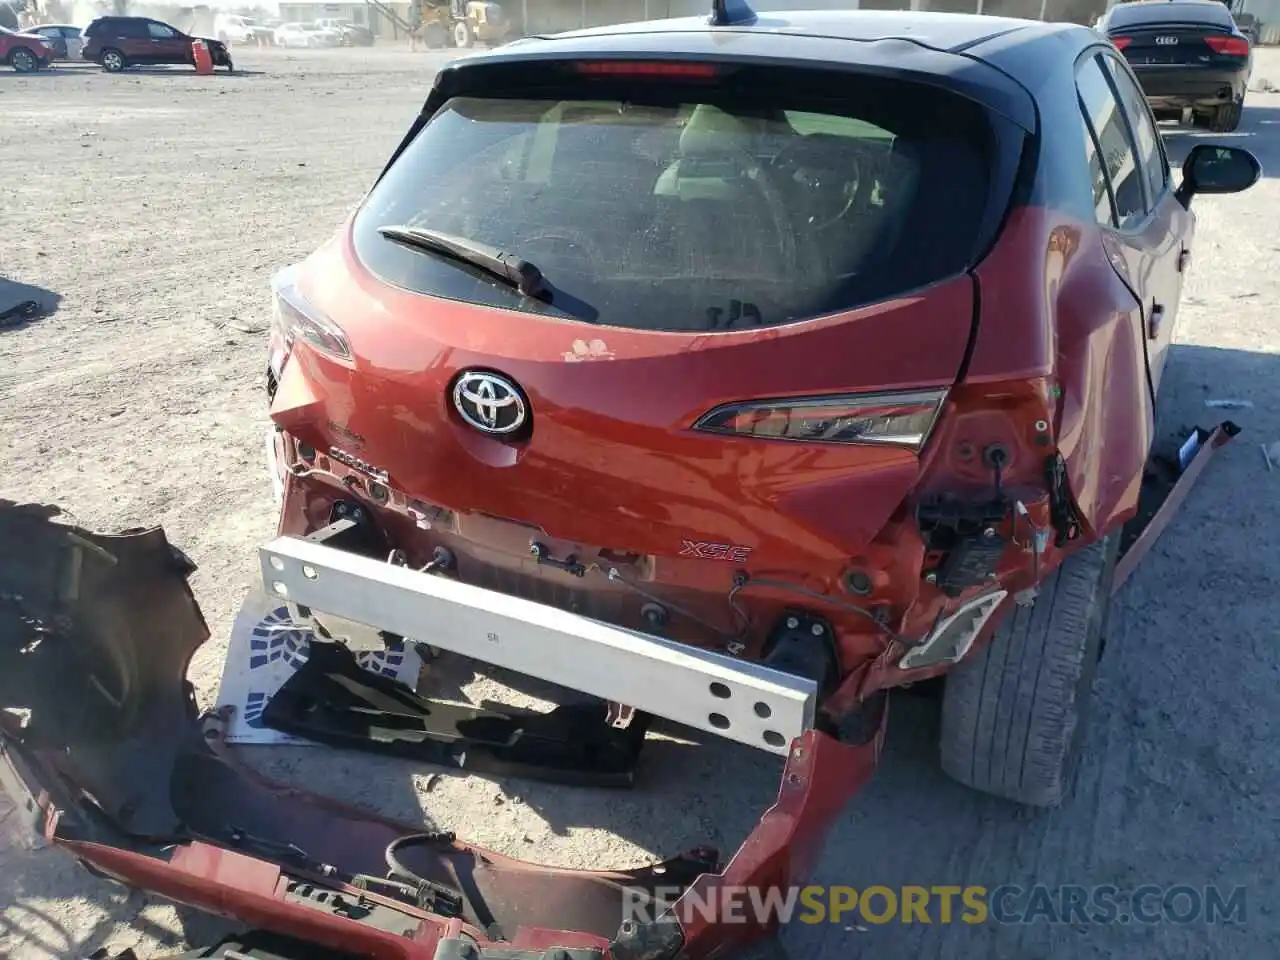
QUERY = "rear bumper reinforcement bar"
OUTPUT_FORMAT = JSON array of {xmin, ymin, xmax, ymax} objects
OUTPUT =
[{"xmin": 259, "ymin": 535, "xmax": 817, "ymax": 756}]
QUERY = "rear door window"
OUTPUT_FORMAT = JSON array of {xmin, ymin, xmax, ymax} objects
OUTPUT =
[
  {"xmin": 352, "ymin": 68, "xmax": 997, "ymax": 332},
  {"xmin": 1077, "ymin": 53, "xmax": 1146, "ymax": 228}
]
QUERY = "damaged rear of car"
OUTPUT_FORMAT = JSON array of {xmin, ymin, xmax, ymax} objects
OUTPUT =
[
  {"xmin": 263, "ymin": 17, "xmax": 1039, "ymax": 755},
  {"xmin": 5, "ymin": 9, "xmax": 1256, "ymax": 960}
]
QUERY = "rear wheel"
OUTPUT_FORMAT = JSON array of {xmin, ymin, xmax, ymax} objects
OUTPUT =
[
  {"xmin": 10, "ymin": 47, "xmax": 39, "ymax": 73},
  {"xmin": 1209, "ymin": 100, "xmax": 1243, "ymax": 133},
  {"xmin": 424, "ymin": 22, "xmax": 447, "ymax": 48},
  {"xmin": 939, "ymin": 534, "xmax": 1119, "ymax": 808},
  {"xmin": 453, "ymin": 20, "xmax": 473, "ymax": 47},
  {"xmin": 100, "ymin": 48, "xmax": 126, "ymax": 72}
]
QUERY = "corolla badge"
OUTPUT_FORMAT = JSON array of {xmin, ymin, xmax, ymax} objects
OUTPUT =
[{"xmin": 452, "ymin": 371, "xmax": 527, "ymax": 436}]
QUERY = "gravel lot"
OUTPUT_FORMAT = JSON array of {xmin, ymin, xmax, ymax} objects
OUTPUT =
[{"xmin": 2, "ymin": 42, "xmax": 1279, "ymax": 960}]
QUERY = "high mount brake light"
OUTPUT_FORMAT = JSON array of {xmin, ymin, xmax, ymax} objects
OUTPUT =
[
  {"xmin": 572, "ymin": 61, "xmax": 721, "ymax": 79},
  {"xmin": 1111, "ymin": 36, "xmax": 1133, "ymax": 50},
  {"xmin": 270, "ymin": 267, "xmax": 352, "ymax": 363},
  {"xmin": 694, "ymin": 389, "xmax": 948, "ymax": 453},
  {"xmin": 1204, "ymin": 34, "xmax": 1250, "ymax": 56}
]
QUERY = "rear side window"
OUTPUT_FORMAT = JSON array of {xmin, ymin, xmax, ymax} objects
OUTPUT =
[
  {"xmin": 1077, "ymin": 54, "xmax": 1145, "ymax": 228},
  {"xmin": 1100, "ymin": 53, "xmax": 1167, "ymax": 203},
  {"xmin": 352, "ymin": 68, "xmax": 996, "ymax": 332}
]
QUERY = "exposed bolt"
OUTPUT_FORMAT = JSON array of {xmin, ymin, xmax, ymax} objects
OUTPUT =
[
  {"xmin": 1034, "ymin": 419, "xmax": 1049, "ymax": 432},
  {"xmin": 786, "ymin": 616, "xmax": 800, "ymax": 630},
  {"xmin": 924, "ymin": 572, "xmax": 938, "ymax": 584},
  {"xmin": 641, "ymin": 602, "xmax": 668, "ymax": 629},
  {"xmin": 983, "ymin": 527, "xmax": 996, "ymax": 538},
  {"xmin": 810, "ymin": 623, "xmax": 824, "ymax": 636},
  {"xmin": 844, "ymin": 569, "xmax": 874, "ymax": 596}
]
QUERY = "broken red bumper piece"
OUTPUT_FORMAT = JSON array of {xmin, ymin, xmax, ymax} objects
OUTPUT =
[{"xmin": 0, "ymin": 501, "xmax": 882, "ymax": 960}]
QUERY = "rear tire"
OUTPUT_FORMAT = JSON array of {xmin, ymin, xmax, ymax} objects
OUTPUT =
[
  {"xmin": 939, "ymin": 535, "xmax": 1119, "ymax": 808},
  {"xmin": 100, "ymin": 48, "xmax": 126, "ymax": 72},
  {"xmin": 424, "ymin": 22, "xmax": 447, "ymax": 48},
  {"xmin": 453, "ymin": 20, "xmax": 473, "ymax": 47},
  {"xmin": 10, "ymin": 47, "xmax": 39, "ymax": 72},
  {"xmin": 1209, "ymin": 100, "xmax": 1243, "ymax": 133}
]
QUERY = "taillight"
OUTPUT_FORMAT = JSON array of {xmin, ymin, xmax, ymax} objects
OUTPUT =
[
  {"xmin": 1111, "ymin": 35, "xmax": 1132, "ymax": 50},
  {"xmin": 572, "ymin": 61, "xmax": 720, "ymax": 79},
  {"xmin": 693, "ymin": 389, "xmax": 948, "ymax": 453},
  {"xmin": 269, "ymin": 266, "xmax": 352, "ymax": 363},
  {"xmin": 1204, "ymin": 34, "xmax": 1250, "ymax": 56}
]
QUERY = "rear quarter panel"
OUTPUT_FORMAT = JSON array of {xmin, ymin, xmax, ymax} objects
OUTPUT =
[{"xmin": 965, "ymin": 29, "xmax": 1155, "ymax": 538}]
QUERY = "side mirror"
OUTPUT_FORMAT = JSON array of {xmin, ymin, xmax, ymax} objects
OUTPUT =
[{"xmin": 1176, "ymin": 144, "xmax": 1262, "ymax": 208}]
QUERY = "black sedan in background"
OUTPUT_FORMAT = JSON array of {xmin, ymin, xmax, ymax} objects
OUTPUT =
[{"xmin": 1096, "ymin": 0, "xmax": 1253, "ymax": 132}]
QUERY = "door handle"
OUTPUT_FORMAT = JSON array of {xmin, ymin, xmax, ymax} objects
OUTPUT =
[{"xmin": 1148, "ymin": 302, "xmax": 1165, "ymax": 340}]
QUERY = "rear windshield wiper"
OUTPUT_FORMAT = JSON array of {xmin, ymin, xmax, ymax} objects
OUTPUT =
[{"xmin": 377, "ymin": 225, "xmax": 546, "ymax": 299}]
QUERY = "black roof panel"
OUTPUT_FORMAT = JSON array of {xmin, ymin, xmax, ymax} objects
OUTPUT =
[
  {"xmin": 448, "ymin": 11, "xmax": 1089, "ymax": 132},
  {"xmin": 541, "ymin": 9, "xmax": 1041, "ymax": 52}
]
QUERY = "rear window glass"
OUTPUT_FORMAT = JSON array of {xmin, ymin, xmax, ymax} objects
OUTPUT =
[
  {"xmin": 352, "ymin": 70, "xmax": 996, "ymax": 332},
  {"xmin": 1106, "ymin": 2, "xmax": 1234, "ymax": 28}
]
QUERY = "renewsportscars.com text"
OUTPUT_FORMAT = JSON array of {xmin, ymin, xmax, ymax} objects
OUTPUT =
[{"xmin": 622, "ymin": 884, "xmax": 1247, "ymax": 926}]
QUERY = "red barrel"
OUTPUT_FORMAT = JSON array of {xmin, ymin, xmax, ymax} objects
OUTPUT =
[{"xmin": 192, "ymin": 39, "xmax": 214, "ymax": 75}]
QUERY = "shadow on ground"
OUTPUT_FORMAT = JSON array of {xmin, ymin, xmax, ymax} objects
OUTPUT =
[
  {"xmin": 1162, "ymin": 104, "xmax": 1280, "ymax": 178},
  {"xmin": 0, "ymin": 278, "xmax": 60, "ymax": 331},
  {"xmin": 121, "ymin": 66, "xmax": 265, "ymax": 77}
]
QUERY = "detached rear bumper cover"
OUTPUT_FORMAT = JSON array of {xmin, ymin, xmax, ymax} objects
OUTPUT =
[{"xmin": 0, "ymin": 501, "xmax": 882, "ymax": 960}]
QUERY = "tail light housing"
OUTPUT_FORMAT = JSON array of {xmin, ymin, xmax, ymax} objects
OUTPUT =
[
  {"xmin": 269, "ymin": 265, "xmax": 352, "ymax": 365},
  {"xmin": 1204, "ymin": 35, "xmax": 1250, "ymax": 56},
  {"xmin": 1110, "ymin": 36, "xmax": 1132, "ymax": 50},
  {"xmin": 693, "ymin": 389, "xmax": 948, "ymax": 453}
]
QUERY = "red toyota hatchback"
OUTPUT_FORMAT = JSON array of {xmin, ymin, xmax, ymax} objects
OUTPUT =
[{"xmin": 265, "ymin": 9, "xmax": 1260, "ymax": 808}]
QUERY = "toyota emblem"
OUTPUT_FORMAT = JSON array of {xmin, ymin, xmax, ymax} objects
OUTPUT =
[{"xmin": 452, "ymin": 371, "xmax": 528, "ymax": 436}]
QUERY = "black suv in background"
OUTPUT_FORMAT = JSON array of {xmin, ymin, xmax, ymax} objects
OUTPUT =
[{"xmin": 82, "ymin": 16, "xmax": 234, "ymax": 72}]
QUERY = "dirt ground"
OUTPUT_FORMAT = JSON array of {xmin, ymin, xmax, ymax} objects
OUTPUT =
[{"xmin": 2, "ymin": 42, "xmax": 1279, "ymax": 960}]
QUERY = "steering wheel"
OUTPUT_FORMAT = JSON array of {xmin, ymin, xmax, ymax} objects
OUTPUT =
[
  {"xmin": 669, "ymin": 140, "xmax": 808, "ymax": 282},
  {"xmin": 769, "ymin": 135, "xmax": 867, "ymax": 232}
]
